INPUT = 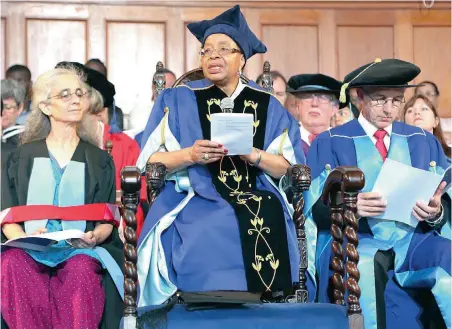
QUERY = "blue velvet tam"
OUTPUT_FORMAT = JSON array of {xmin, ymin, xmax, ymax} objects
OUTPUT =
[{"xmin": 186, "ymin": 5, "xmax": 267, "ymax": 60}]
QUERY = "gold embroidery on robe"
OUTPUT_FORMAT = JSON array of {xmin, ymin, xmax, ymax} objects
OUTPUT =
[{"xmin": 217, "ymin": 156, "xmax": 279, "ymax": 291}]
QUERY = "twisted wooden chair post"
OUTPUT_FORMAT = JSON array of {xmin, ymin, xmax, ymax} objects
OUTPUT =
[
  {"xmin": 285, "ymin": 164, "xmax": 311, "ymax": 303},
  {"xmin": 121, "ymin": 167, "xmax": 142, "ymax": 329},
  {"xmin": 321, "ymin": 167, "xmax": 365, "ymax": 329},
  {"xmin": 153, "ymin": 61, "xmax": 166, "ymax": 97},
  {"xmin": 260, "ymin": 61, "xmax": 273, "ymax": 93}
]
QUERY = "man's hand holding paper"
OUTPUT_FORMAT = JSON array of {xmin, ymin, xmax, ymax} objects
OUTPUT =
[
  {"xmin": 412, "ymin": 181, "xmax": 446, "ymax": 223},
  {"xmin": 368, "ymin": 159, "xmax": 449, "ymax": 227}
]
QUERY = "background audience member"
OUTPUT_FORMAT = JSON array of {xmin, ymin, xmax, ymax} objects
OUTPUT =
[
  {"xmin": 256, "ymin": 70, "xmax": 288, "ymax": 105},
  {"xmin": 415, "ymin": 80, "xmax": 439, "ymax": 109},
  {"xmin": 287, "ymin": 73, "xmax": 341, "ymax": 156},
  {"xmin": 5, "ymin": 64, "xmax": 32, "ymax": 125},
  {"xmin": 403, "ymin": 94, "xmax": 451, "ymax": 163},
  {"xmin": 1, "ymin": 79, "xmax": 26, "ymax": 147},
  {"xmin": 85, "ymin": 58, "xmax": 108, "ymax": 76},
  {"xmin": 127, "ymin": 67, "xmax": 176, "ymax": 139},
  {"xmin": 284, "ymin": 92, "xmax": 299, "ymax": 120},
  {"xmin": 331, "ymin": 106, "xmax": 354, "ymax": 128}
]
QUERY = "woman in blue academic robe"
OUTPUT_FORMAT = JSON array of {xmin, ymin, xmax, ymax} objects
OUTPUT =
[{"xmin": 135, "ymin": 5, "xmax": 313, "ymax": 307}]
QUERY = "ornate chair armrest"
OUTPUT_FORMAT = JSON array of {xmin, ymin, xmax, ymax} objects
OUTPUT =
[
  {"xmin": 121, "ymin": 166, "xmax": 142, "ymax": 328},
  {"xmin": 284, "ymin": 164, "xmax": 311, "ymax": 303},
  {"xmin": 321, "ymin": 166, "xmax": 365, "ymax": 328},
  {"xmin": 146, "ymin": 162, "xmax": 167, "ymax": 205}
]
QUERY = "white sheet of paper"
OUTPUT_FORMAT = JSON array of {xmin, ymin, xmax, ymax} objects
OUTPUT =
[
  {"xmin": 210, "ymin": 113, "xmax": 254, "ymax": 156},
  {"xmin": 371, "ymin": 159, "xmax": 444, "ymax": 227},
  {"xmin": 2, "ymin": 229, "xmax": 85, "ymax": 251},
  {"xmin": 29, "ymin": 229, "xmax": 86, "ymax": 241}
]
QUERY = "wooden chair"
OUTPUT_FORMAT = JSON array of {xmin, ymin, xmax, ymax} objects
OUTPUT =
[
  {"xmin": 120, "ymin": 62, "xmax": 366, "ymax": 329},
  {"xmin": 120, "ymin": 164, "xmax": 365, "ymax": 329}
]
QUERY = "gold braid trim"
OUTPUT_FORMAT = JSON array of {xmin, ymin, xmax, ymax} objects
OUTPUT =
[
  {"xmin": 278, "ymin": 129, "xmax": 289, "ymax": 156},
  {"xmin": 160, "ymin": 107, "xmax": 169, "ymax": 147}
]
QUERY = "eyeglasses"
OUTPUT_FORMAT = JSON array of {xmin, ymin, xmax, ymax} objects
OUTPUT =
[
  {"xmin": 297, "ymin": 93, "xmax": 335, "ymax": 104},
  {"xmin": 48, "ymin": 88, "xmax": 87, "ymax": 102},
  {"xmin": 365, "ymin": 93, "xmax": 405, "ymax": 108},
  {"xmin": 200, "ymin": 47, "xmax": 242, "ymax": 57},
  {"xmin": 2, "ymin": 104, "xmax": 19, "ymax": 112}
]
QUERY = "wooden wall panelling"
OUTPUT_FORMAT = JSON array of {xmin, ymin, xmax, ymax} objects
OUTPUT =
[
  {"xmin": 262, "ymin": 24, "xmax": 319, "ymax": 80},
  {"xmin": 336, "ymin": 26, "xmax": 395, "ymax": 79},
  {"xmin": 26, "ymin": 19, "xmax": 87, "ymax": 79},
  {"xmin": 86, "ymin": 5, "xmax": 107, "ymax": 67},
  {"xmin": 165, "ymin": 7, "xmax": 184, "ymax": 78},
  {"xmin": 413, "ymin": 26, "xmax": 451, "ymax": 117},
  {"xmin": 335, "ymin": 10, "xmax": 397, "ymax": 80},
  {"xmin": 317, "ymin": 10, "xmax": 337, "ymax": 78},
  {"xmin": 106, "ymin": 20, "xmax": 165, "ymax": 117},
  {"xmin": 184, "ymin": 21, "xmax": 200, "ymax": 72},
  {"xmin": 1, "ymin": 18, "xmax": 6, "ymax": 78},
  {"xmin": 259, "ymin": 9, "xmax": 321, "ymax": 81}
]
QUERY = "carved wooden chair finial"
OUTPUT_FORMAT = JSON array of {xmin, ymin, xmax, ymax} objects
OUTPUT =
[
  {"xmin": 105, "ymin": 140, "xmax": 113, "ymax": 156},
  {"xmin": 260, "ymin": 61, "xmax": 273, "ymax": 93},
  {"xmin": 153, "ymin": 61, "xmax": 166, "ymax": 98}
]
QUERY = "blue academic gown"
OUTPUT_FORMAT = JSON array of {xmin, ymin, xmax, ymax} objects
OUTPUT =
[
  {"xmin": 135, "ymin": 79, "xmax": 315, "ymax": 307},
  {"xmin": 305, "ymin": 119, "xmax": 451, "ymax": 329}
]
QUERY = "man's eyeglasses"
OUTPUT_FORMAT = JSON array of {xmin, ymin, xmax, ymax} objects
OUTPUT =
[
  {"xmin": 297, "ymin": 93, "xmax": 335, "ymax": 104},
  {"xmin": 365, "ymin": 93, "xmax": 405, "ymax": 109},
  {"xmin": 200, "ymin": 47, "xmax": 242, "ymax": 57},
  {"xmin": 47, "ymin": 88, "xmax": 87, "ymax": 102}
]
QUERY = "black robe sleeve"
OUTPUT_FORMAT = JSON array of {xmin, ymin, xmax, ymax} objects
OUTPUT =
[{"xmin": 1, "ymin": 150, "xmax": 19, "ymax": 210}]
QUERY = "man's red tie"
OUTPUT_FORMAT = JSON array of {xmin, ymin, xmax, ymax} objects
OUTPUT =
[
  {"xmin": 308, "ymin": 134, "xmax": 318, "ymax": 145},
  {"xmin": 374, "ymin": 129, "xmax": 388, "ymax": 161}
]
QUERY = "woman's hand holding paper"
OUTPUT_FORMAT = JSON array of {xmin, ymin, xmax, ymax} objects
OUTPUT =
[
  {"xmin": 189, "ymin": 140, "xmax": 228, "ymax": 164},
  {"xmin": 357, "ymin": 192, "xmax": 387, "ymax": 218},
  {"xmin": 71, "ymin": 231, "xmax": 97, "ymax": 249}
]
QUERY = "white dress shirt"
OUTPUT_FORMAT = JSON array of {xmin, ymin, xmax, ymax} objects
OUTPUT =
[
  {"xmin": 299, "ymin": 124, "xmax": 311, "ymax": 146},
  {"xmin": 358, "ymin": 114, "xmax": 392, "ymax": 150},
  {"xmin": 299, "ymin": 123, "xmax": 330, "ymax": 146}
]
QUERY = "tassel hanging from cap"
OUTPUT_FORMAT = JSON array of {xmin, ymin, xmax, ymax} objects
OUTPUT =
[
  {"xmin": 339, "ymin": 82, "xmax": 349, "ymax": 104},
  {"xmin": 339, "ymin": 57, "xmax": 383, "ymax": 104}
]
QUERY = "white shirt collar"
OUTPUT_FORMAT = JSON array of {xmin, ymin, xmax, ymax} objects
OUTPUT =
[
  {"xmin": 230, "ymin": 79, "xmax": 246, "ymax": 101},
  {"xmin": 299, "ymin": 123, "xmax": 312, "ymax": 145},
  {"xmin": 299, "ymin": 123, "xmax": 331, "ymax": 146},
  {"xmin": 358, "ymin": 113, "xmax": 392, "ymax": 138}
]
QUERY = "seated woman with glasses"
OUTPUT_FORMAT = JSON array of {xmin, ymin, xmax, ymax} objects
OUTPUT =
[
  {"xmin": 1, "ymin": 67, "xmax": 123, "ymax": 329},
  {"xmin": 136, "ymin": 5, "xmax": 310, "ymax": 307}
]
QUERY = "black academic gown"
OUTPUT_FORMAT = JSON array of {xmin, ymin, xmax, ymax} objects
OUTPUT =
[{"xmin": 1, "ymin": 139, "xmax": 124, "ymax": 329}]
